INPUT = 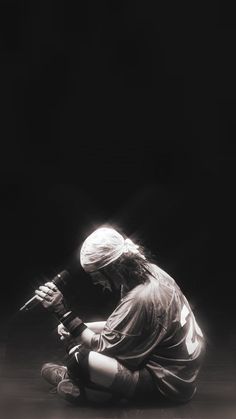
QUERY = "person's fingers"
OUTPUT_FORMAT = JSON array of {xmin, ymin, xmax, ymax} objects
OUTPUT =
[
  {"xmin": 35, "ymin": 289, "xmax": 46, "ymax": 298},
  {"xmin": 61, "ymin": 330, "xmax": 70, "ymax": 336},
  {"xmin": 39, "ymin": 286, "xmax": 53, "ymax": 295},
  {"xmin": 58, "ymin": 324, "xmax": 70, "ymax": 336},
  {"xmin": 45, "ymin": 282, "xmax": 58, "ymax": 291},
  {"xmin": 35, "ymin": 289, "xmax": 52, "ymax": 301},
  {"xmin": 35, "ymin": 295, "xmax": 43, "ymax": 302},
  {"xmin": 58, "ymin": 324, "xmax": 66, "ymax": 335},
  {"xmin": 57, "ymin": 323, "xmax": 63, "ymax": 334}
]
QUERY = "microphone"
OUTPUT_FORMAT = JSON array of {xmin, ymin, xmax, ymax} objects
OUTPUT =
[{"xmin": 19, "ymin": 270, "xmax": 70, "ymax": 312}]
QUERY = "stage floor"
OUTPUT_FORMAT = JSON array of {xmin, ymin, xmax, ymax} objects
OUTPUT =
[{"xmin": 0, "ymin": 313, "xmax": 235, "ymax": 419}]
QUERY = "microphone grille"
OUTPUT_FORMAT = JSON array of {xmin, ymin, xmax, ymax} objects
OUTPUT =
[{"xmin": 53, "ymin": 270, "xmax": 70, "ymax": 287}]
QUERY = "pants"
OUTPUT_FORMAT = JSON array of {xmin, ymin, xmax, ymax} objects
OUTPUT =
[{"xmin": 65, "ymin": 347, "xmax": 159, "ymax": 402}]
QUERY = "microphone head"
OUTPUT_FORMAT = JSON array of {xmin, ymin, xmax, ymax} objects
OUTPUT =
[{"xmin": 52, "ymin": 270, "xmax": 70, "ymax": 288}]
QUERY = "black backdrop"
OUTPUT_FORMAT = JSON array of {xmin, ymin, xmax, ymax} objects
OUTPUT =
[{"xmin": 0, "ymin": 2, "xmax": 235, "ymax": 346}]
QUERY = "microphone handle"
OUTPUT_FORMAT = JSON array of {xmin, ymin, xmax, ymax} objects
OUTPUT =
[{"xmin": 19, "ymin": 295, "xmax": 38, "ymax": 312}]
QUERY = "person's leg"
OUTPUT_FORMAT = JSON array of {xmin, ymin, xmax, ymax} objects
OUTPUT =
[
  {"xmin": 40, "ymin": 345, "xmax": 81, "ymax": 387},
  {"xmin": 59, "ymin": 348, "xmax": 141, "ymax": 404},
  {"xmin": 88, "ymin": 350, "xmax": 140, "ymax": 399}
]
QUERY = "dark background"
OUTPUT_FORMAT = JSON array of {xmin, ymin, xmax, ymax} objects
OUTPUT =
[{"xmin": 0, "ymin": 2, "xmax": 235, "ymax": 350}]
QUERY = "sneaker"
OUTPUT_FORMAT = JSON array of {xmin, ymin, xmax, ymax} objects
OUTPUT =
[
  {"xmin": 41, "ymin": 363, "xmax": 68, "ymax": 386},
  {"xmin": 57, "ymin": 379, "xmax": 83, "ymax": 404},
  {"xmin": 58, "ymin": 380, "xmax": 118, "ymax": 405}
]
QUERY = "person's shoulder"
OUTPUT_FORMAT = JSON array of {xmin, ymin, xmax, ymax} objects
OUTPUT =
[
  {"xmin": 150, "ymin": 264, "xmax": 180, "ymax": 291},
  {"xmin": 121, "ymin": 283, "xmax": 152, "ymax": 312},
  {"xmin": 128, "ymin": 274, "xmax": 159, "ymax": 307},
  {"xmin": 123, "ymin": 264, "xmax": 178, "ymax": 307},
  {"xmin": 146, "ymin": 264, "xmax": 181, "ymax": 310},
  {"xmin": 150, "ymin": 263, "xmax": 174, "ymax": 282}
]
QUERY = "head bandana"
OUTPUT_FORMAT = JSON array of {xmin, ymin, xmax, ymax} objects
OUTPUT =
[{"xmin": 80, "ymin": 227, "xmax": 144, "ymax": 273}]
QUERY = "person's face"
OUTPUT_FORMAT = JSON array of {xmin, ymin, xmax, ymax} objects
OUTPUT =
[
  {"xmin": 90, "ymin": 271, "xmax": 112, "ymax": 292},
  {"xmin": 101, "ymin": 265, "xmax": 124, "ymax": 292}
]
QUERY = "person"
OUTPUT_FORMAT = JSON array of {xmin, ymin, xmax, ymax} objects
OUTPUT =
[{"xmin": 35, "ymin": 226, "xmax": 205, "ymax": 405}]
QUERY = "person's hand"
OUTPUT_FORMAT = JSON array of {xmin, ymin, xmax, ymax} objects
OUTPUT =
[
  {"xmin": 35, "ymin": 282, "xmax": 64, "ymax": 311},
  {"xmin": 57, "ymin": 323, "xmax": 70, "ymax": 340}
]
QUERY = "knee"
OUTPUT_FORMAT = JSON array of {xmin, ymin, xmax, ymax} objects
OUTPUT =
[
  {"xmin": 66, "ymin": 347, "xmax": 91, "ymax": 386},
  {"xmin": 88, "ymin": 351, "xmax": 118, "ymax": 387}
]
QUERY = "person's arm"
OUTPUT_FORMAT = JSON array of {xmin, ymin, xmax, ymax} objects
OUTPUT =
[
  {"xmin": 35, "ymin": 282, "xmax": 100, "ymax": 349},
  {"xmin": 58, "ymin": 321, "xmax": 106, "ymax": 340},
  {"xmin": 85, "ymin": 321, "xmax": 106, "ymax": 333},
  {"xmin": 89, "ymin": 292, "xmax": 166, "ymax": 369},
  {"xmin": 74, "ymin": 327, "xmax": 95, "ymax": 347}
]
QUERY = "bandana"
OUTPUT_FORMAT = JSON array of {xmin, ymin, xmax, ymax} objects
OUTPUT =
[{"xmin": 80, "ymin": 227, "xmax": 143, "ymax": 272}]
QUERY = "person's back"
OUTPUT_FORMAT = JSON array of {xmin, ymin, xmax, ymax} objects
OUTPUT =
[{"xmin": 144, "ymin": 265, "xmax": 205, "ymax": 402}]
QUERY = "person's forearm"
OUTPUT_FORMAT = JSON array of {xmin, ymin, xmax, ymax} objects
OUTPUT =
[
  {"xmin": 57, "ymin": 311, "xmax": 104, "ymax": 349},
  {"xmin": 73, "ymin": 327, "xmax": 96, "ymax": 347},
  {"xmin": 73, "ymin": 321, "xmax": 106, "ymax": 348},
  {"xmin": 84, "ymin": 321, "xmax": 106, "ymax": 334},
  {"xmin": 34, "ymin": 283, "xmax": 102, "ymax": 350}
]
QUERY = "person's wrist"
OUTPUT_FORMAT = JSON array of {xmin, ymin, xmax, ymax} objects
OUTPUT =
[
  {"xmin": 50, "ymin": 300, "xmax": 68, "ymax": 319},
  {"xmin": 60, "ymin": 311, "xmax": 87, "ymax": 337}
]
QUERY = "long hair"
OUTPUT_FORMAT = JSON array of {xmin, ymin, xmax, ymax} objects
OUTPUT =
[{"xmin": 100, "ymin": 243, "xmax": 158, "ymax": 292}]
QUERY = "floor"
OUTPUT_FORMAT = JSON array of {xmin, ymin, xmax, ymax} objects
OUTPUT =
[{"xmin": 0, "ymin": 312, "xmax": 235, "ymax": 419}]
